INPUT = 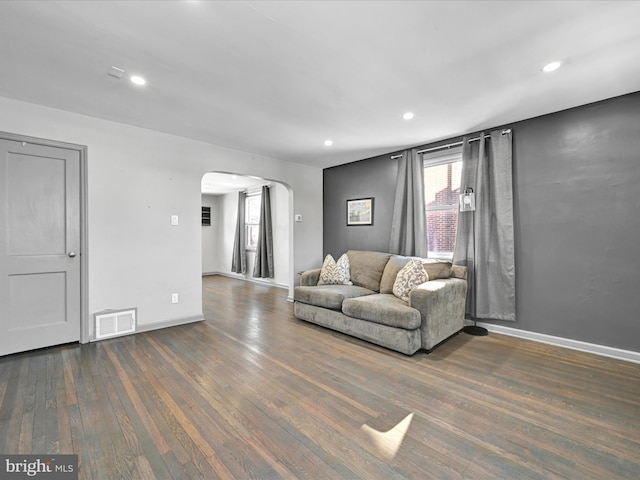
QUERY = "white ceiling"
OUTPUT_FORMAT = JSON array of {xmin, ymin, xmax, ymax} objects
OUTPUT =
[
  {"xmin": 201, "ymin": 172, "xmax": 266, "ymax": 195},
  {"xmin": 1, "ymin": 1, "xmax": 639, "ymax": 169}
]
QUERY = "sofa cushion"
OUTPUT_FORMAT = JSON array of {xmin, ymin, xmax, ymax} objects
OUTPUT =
[
  {"xmin": 300, "ymin": 268, "xmax": 321, "ymax": 286},
  {"xmin": 294, "ymin": 285, "xmax": 375, "ymax": 310},
  {"xmin": 422, "ymin": 260, "xmax": 452, "ymax": 279},
  {"xmin": 393, "ymin": 259, "xmax": 429, "ymax": 302},
  {"xmin": 450, "ymin": 265, "xmax": 467, "ymax": 280},
  {"xmin": 342, "ymin": 294, "xmax": 421, "ymax": 330},
  {"xmin": 379, "ymin": 255, "xmax": 411, "ymax": 294},
  {"xmin": 346, "ymin": 250, "xmax": 392, "ymax": 292},
  {"xmin": 381, "ymin": 257, "xmax": 453, "ymax": 293},
  {"xmin": 317, "ymin": 253, "xmax": 352, "ymax": 285}
]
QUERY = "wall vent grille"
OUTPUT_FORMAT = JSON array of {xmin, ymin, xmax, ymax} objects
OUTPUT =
[{"xmin": 94, "ymin": 308, "xmax": 136, "ymax": 340}]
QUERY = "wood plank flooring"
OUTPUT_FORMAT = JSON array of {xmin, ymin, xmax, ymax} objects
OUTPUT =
[{"xmin": 1, "ymin": 274, "xmax": 639, "ymax": 479}]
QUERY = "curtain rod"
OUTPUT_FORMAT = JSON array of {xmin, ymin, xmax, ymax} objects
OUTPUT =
[
  {"xmin": 243, "ymin": 183, "xmax": 272, "ymax": 194},
  {"xmin": 390, "ymin": 129, "xmax": 511, "ymax": 159}
]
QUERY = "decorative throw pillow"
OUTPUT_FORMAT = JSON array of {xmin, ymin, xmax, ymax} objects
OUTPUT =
[
  {"xmin": 393, "ymin": 259, "xmax": 429, "ymax": 302},
  {"xmin": 317, "ymin": 253, "xmax": 352, "ymax": 285}
]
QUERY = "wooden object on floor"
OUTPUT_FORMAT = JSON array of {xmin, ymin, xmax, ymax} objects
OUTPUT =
[{"xmin": 1, "ymin": 275, "xmax": 639, "ymax": 479}]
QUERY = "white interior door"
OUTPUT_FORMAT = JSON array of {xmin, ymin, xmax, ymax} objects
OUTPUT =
[{"xmin": 0, "ymin": 139, "xmax": 81, "ymax": 356}]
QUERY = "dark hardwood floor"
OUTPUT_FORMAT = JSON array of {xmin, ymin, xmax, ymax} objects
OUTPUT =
[{"xmin": 1, "ymin": 275, "xmax": 639, "ymax": 479}]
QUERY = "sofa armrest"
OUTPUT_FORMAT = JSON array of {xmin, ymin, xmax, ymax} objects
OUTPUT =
[
  {"xmin": 300, "ymin": 268, "xmax": 322, "ymax": 286},
  {"xmin": 409, "ymin": 278, "xmax": 467, "ymax": 350}
]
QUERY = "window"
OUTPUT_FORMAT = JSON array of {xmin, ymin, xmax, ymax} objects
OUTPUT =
[
  {"xmin": 423, "ymin": 148, "xmax": 462, "ymax": 259},
  {"xmin": 245, "ymin": 193, "xmax": 261, "ymax": 250}
]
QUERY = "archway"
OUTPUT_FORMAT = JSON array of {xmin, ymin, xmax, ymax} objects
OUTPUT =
[{"xmin": 200, "ymin": 172, "xmax": 293, "ymax": 298}]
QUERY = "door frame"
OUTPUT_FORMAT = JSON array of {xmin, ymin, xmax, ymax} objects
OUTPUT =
[{"xmin": 1, "ymin": 130, "xmax": 89, "ymax": 344}]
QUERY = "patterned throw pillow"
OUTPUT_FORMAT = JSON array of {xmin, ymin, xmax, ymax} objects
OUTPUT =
[
  {"xmin": 317, "ymin": 253, "xmax": 352, "ymax": 285},
  {"xmin": 393, "ymin": 259, "xmax": 429, "ymax": 302}
]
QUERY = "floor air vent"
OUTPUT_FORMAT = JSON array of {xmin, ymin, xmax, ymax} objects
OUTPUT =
[{"xmin": 94, "ymin": 308, "xmax": 137, "ymax": 340}]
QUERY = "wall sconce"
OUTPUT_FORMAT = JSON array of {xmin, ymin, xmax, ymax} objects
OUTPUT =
[{"xmin": 459, "ymin": 187, "xmax": 475, "ymax": 212}]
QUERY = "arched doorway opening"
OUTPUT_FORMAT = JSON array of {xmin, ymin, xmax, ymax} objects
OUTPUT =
[{"xmin": 200, "ymin": 172, "xmax": 292, "ymax": 297}]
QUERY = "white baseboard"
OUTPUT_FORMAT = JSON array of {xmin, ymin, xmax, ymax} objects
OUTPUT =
[
  {"xmin": 471, "ymin": 321, "xmax": 640, "ymax": 364},
  {"xmin": 203, "ymin": 271, "xmax": 289, "ymax": 290},
  {"xmin": 136, "ymin": 314, "xmax": 205, "ymax": 334}
]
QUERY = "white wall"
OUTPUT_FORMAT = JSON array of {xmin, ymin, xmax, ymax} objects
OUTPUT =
[
  {"xmin": 201, "ymin": 194, "xmax": 220, "ymax": 274},
  {"xmin": 269, "ymin": 182, "xmax": 290, "ymax": 285},
  {"xmin": 220, "ymin": 192, "xmax": 237, "ymax": 274},
  {"xmin": 0, "ymin": 96, "xmax": 323, "ymax": 336}
]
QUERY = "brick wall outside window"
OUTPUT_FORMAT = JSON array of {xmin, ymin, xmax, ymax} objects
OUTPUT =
[
  {"xmin": 426, "ymin": 208, "xmax": 459, "ymax": 253},
  {"xmin": 424, "ymin": 160, "xmax": 461, "ymax": 258}
]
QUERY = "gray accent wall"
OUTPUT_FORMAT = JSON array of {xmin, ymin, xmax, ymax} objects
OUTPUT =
[
  {"xmin": 324, "ymin": 154, "xmax": 398, "ymax": 256},
  {"xmin": 324, "ymin": 91, "xmax": 640, "ymax": 353}
]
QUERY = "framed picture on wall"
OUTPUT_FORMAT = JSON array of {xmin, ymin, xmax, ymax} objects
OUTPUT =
[{"xmin": 347, "ymin": 197, "xmax": 374, "ymax": 226}]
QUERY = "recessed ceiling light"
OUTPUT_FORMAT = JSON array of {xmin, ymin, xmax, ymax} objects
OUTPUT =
[
  {"xmin": 541, "ymin": 61, "xmax": 562, "ymax": 73},
  {"xmin": 130, "ymin": 75, "xmax": 146, "ymax": 86},
  {"xmin": 324, "ymin": 140, "xmax": 333, "ymax": 146},
  {"xmin": 403, "ymin": 112, "xmax": 414, "ymax": 120}
]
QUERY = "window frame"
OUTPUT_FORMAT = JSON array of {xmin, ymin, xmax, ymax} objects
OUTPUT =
[
  {"xmin": 244, "ymin": 192, "xmax": 261, "ymax": 251},
  {"xmin": 422, "ymin": 147, "xmax": 463, "ymax": 260}
]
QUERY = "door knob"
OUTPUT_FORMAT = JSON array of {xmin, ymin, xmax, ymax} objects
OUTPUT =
[{"xmin": 68, "ymin": 251, "xmax": 77, "ymax": 258}]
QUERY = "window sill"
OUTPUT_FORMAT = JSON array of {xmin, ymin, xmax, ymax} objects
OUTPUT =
[{"xmin": 428, "ymin": 253, "xmax": 454, "ymax": 261}]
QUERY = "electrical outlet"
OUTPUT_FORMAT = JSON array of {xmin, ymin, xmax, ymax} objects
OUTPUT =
[
  {"xmin": 171, "ymin": 293, "xmax": 179, "ymax": 304},
  {"xmin": 171, "ymin": 215, "xmax": 179, "ymax": 226}
]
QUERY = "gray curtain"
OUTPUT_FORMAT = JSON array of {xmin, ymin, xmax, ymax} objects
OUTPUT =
[
  {"xmin": 231, "ymin": 191, "xmax": 247, "ymax": 274},
  {"xmin": 389, "ymin": 148, "xmax": 428, "ymax": 257},
  {"xmin": 253, "ymin": 186, "xmax": 274, "ymax": 278},
  {"xmin": 453, "ymin": 130, "xmax": 516, "ymax": 321}
]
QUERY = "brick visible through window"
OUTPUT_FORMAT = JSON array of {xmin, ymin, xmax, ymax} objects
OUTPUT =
[{"xmin": 424, "ymin": 151, "xmax": 462, "ymax": 259}]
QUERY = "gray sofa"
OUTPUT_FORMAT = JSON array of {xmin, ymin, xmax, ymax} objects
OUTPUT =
[{"xmin": 294, "ymin": 250, "xmax": 468, "ymax": 355}]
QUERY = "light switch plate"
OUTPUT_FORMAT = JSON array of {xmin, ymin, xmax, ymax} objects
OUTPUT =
[{"xmin": 171, "ymin": 215, "xmax": 179, "ymax": 226}]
